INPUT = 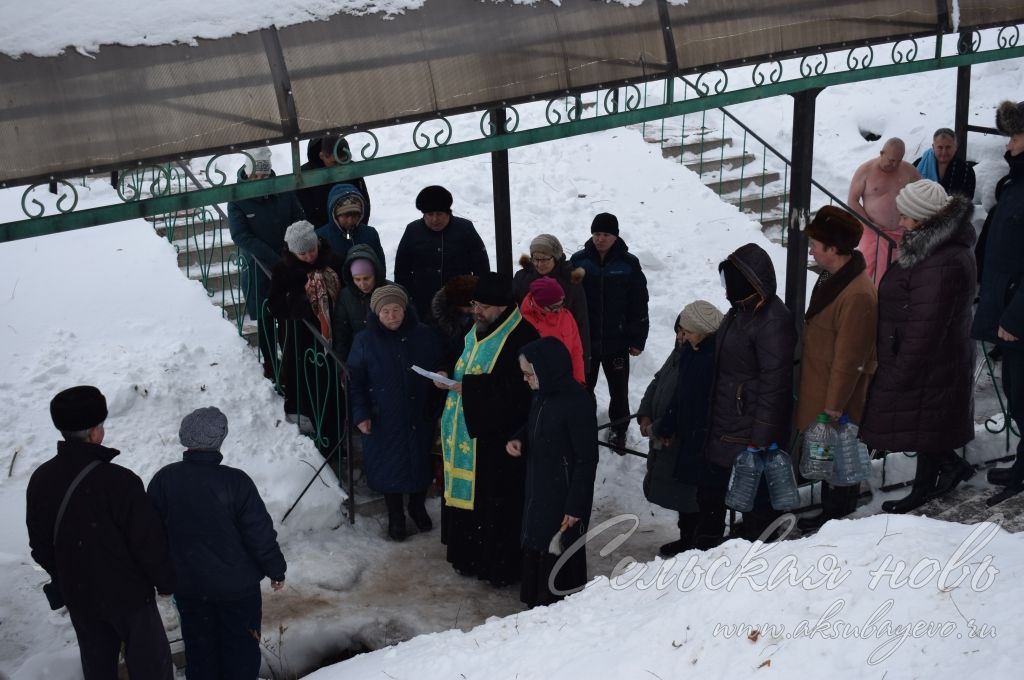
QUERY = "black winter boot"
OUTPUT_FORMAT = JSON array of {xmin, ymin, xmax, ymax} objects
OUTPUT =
[
  {"xmin": 882, "ymin": 455, "xmax": 939, "ymax": 514},
  {"xmin": 384, "ymin": 493, "xmax": 407, "ymax": 541},
  {"xmin": 987, "ymin": 467, "xmax": 1013, "ymax": 486},
  {"xmin": 659, "ymin": 512, "xmax": 699, "ymax": 557},
  {"xmin": 987, "ymin": 460, "xmax": 1024, "ymax": 506},
  {"xmin": 407, "ymin": 491, "xmax": 432, "ymax": 532},
  {"xmin": 933, "ymin": 451, "xmax": 975, "ymax": 498}
]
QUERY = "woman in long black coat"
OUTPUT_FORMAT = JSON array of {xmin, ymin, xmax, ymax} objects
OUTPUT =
[
  {"xmin": 860, "ymin": 180, "xmax": 976, "ymax": 513},
  {"xmin": 348, "ymin": 285, "xmax": 442, "ymax": 540},
  {"xmin": 506, "ymin": 337, "xmax": 598, "ymax": 608}
]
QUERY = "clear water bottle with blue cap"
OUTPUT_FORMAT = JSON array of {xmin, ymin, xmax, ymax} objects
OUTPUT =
[
  {"xmin": 725, "ymin": 446, "xmax": 764, "ymax": 512},
  {"xmin": 764, "ymin": 443, "xmax": 800, "ymax": 510}
]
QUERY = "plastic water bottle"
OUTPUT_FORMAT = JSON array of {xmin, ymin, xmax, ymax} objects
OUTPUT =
[
  {"xmin": 764, "ymin": 443, "xmax": 800, "ymax": 510},
  {"xmin": 800, "ymin": 413, "xmax": 835, "ymax": 481},
  {"xmin": 725, "ymin": 446, "xmax": 764, "ymax": 513},
  {"xmin": 831, "ymin": 414, "xmax": 868, "ymax": 486}
]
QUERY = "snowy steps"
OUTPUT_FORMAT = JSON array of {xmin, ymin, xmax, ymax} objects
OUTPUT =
[
  {"xmin": 646, "ymin": 132, "xmax": 789, "ymax": 244},
  {"xmin": 911, "ymin": 484, "xmax": 1024, "ymax": 533}
]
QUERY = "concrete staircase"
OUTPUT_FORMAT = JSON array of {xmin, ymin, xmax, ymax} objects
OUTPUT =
[{"xmin": 644, "ymin": 129, "xmax": 790, "ymax": 243}]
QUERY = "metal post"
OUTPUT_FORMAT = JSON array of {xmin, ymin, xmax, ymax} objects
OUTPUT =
[
  {"xmin": 491, "ymin": 107, "xmax": 513, "ymax": 277},
  {"xmin": 955, "ymin": 31, "xmax": 974, "ymax": 160},
  {"xmin": 785, "ymin": 88, "xmax": 822, "ymax": 350}
]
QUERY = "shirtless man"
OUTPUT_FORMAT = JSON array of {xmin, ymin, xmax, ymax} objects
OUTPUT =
[{"xmin": 847, "ymin": 138, "xmax": 921, "ymax": 283}]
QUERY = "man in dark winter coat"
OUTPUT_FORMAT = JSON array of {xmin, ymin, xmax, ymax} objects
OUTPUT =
[
  {"xmin": 332, "ymin": 243, "xmax": 393, "ymax": 362},
  {"xmin": 395, "ymin": 185, "xmax": 491, "ymax": 320},
  {"xmin": 913, "ymin": 128, "xmax": 976, "ymax": 200},
  {"xmin": 227, "ymin": 148, "xmax": 306, "ymax": 371},
  {"xmin": 435, "ymin": 272, "xmax": 538, "ymax": 586},
  {"xmin": 708, "ymin": 244, "xmax": 796, "ymax": 541},
  {"xmin": 297, "ymin": 135, "xmax": 371, "ymax": 227},
  {"xmin": 861, "ymin": 180, "xmax": 976, "ymax": 513},
  {"xmin": 148, "ymin": 407, "xmax": 286, "ymax": 680},
  {"xmin": 26, "ymin": 386, "xmax": 176, "ymax": 679},
  {"xmin": 429, "ymin": 274, "xmax": 478, "ymax": 373},
  {"xmin": 570, "ymin": 213, "xmax": 649, "ymax": 450},
  {"xmin": 315, "ymin": 183, "xmax": 386, "ymax": 274},
  {"xmin": 507, "ymin": 337, "xmax": 598, "ymax": 608},
  {"xmin": 513, "ymin": 233, "xmax": 590, "ymax": 372},
  {"xmin": 972, "ymin": 99, "xmax": 1024, "ymax": 506}
]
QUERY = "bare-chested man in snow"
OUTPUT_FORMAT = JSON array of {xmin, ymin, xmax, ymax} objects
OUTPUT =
[{"xmin": 847, "ymin": 138, "xmax": 921, "ymax": 283}]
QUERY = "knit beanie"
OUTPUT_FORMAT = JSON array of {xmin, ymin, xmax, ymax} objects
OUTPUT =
[
  {"xmin": 804, "ymin": 206, "xmax": 863, "ymax": 254},
  {"xmin": 590, "ymin": 212, "xmax": 619, "ymax": 236},
  {"xmin": 50, "ymin": 385, "xmax": 107, "ymax": 432},
  {"xmin": 334, "ymin": 195, "xmax": 363, "ymax": 217},
  {"xmin": 996, "ymin": 100, "xmax": 1024, "ymax": 136},
  {"xmin": 179, "ymin": 406, "xmax": 229, "ymax": 451},
  {"xmin": 677, "ymin": 300, "xmax": 724, "ymax": 335},
  {"xmin": 529, "ymin": 276, "xmax": 565, "ymax": 307},
  {"xmin": 472, "ymin": 272, "xmax": 515, "ymax": 306},
  {"xmin": 370, "ymin": 284, "xmax": 409, "ymax": 314},
  {"xmin": 284, "ymin": 220, "xmax": 318, "ymax": 254},
  {"xmin": 895, "ymin": 180, "xmax": 949, "ymax": 222},
  {"xmin": 415, "ymin": 185, "xmax": 453, "ymax": 213},
  {"xmin": 349, "ymin": 258, "xmax": 374, "ymax": 277},
  {"xmin": 244, "ymin": 146, "xmax": 272, "ymax": 177},
  {"xmin": 530, "ymin": 234, "xmax": 564, "ymax": 261}
]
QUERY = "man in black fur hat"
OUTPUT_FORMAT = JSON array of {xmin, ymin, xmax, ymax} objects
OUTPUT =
[
  {"xmin": 973, "ymin": 99, "xmax": 1024, "ymax": 506},
  {"xmin": 26, "ymin": 386, "xmax": 176, "ymax": 679}
]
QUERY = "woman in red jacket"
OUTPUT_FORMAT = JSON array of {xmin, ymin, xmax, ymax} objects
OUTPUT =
[{"xmin": 520, "ymin": 277, "xmax": 586, "ymax": 385}]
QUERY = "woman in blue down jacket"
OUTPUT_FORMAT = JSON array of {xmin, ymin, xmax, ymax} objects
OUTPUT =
[
  {"xmin": 507, "ymin": 337, "xmax": 598, "ymax": 608},
  {"xmin": 347, "ymin": 284, "xmax": 441, "ymax": 541}
]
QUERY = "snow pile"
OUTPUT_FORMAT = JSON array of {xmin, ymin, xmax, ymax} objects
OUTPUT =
[{"xmin": 310, "ymin": 515, "xmax": 1022, "ymax": 679}]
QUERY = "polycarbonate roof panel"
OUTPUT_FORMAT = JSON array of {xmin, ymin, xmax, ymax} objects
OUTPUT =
[
  {"xmin": 280, "ymin": 0, "xmax": 667, "ymax": 131},
  {"xmin": 0, "ymin": 32, "xmax": 281, "ymax": 184},
  {"xmin": 668, "ymin": 0, "xmax": 941, "ymax": 68},
  {"xmin": 958, "ymin": 0, "xmax": 1024, "ymax": 29}
]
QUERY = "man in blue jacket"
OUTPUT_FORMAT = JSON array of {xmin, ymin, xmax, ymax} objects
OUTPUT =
[
  {"xmin": 395, "ymin": 185, "xmax": 490, "ymax": 320},
  {"xmin": 570, "ymin": 213, "xmax": 650, "ymax": 450},
  {"xmin": 227, "ymin": 148, "xmax": 305, "ymax": 374},
  {"xmin": 973, "ymin": 99, "xmax": 1024, "ymax": 506},
  {"xmin": 148, "ymin": 407, "xmax": 287, "ymax": 679}
]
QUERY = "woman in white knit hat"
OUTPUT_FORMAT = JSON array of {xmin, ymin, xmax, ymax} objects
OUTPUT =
[{"xmin": 859, "ymin": 179, "xmax": 977, "ymax": 514}]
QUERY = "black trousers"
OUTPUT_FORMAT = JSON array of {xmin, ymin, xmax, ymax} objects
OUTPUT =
[
  {"xmin": 1002, "ymin": 349, "xmax": 1024, "ymax": 482},
  {"xmin": 586, "ymin": 352, "xmax": 631, "ymax": 434},
  {"xmin": 68, "ymin": 600, "xmax": 173, "ymax": 680},
  {"xmin": 176, "ymin": 590, "xmax": 263, "ymax": 680}
]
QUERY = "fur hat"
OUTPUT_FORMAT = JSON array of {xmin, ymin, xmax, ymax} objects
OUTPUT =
[
  {"xmin": 370, "ymin": 284, "xmax": 409, "ymax": 314},
  {"xmin": 591, "ymin": 212, "xmax": 619, "ymax": 236},
  {"xmin": 415, "ymin": 185, "xmax": 453, "ymax": 213},
  {"xmin": 244, "ymin": 146, "xmax": 272, "ymax": 177},
  {"xmin": 677, "ymin": 301, "xmax": 724, "ymax": 335},
  {"xmin": 996, "ymin": 100, "xmax": 1024, "ymax": 136},
  {"xmin": 896, "ymin": 180, "xmax": 950, "ymax": 222},
  {"xmin": 50, "ymin": 385, "xmax": 107, "ymax": 432},
  {"xmin": 179, "ymin": 406, "xmax": 229, "ymax": 451},
  {"xmin": 805, "ymin": 206, "xmax": 863, "ymax": 254},
  {"xmin": 530, "ymin": 234, "xmax": 564, "ymax": 261},
  {"xmin": 529, "ymin": 276, "xmax": 565, "ymax": 307},
  {"xmin": 284, "ymin": 220, "xmax": 318, "ymax": 254},
  {"xmin": 442, "ymin": 275, "xmax": 478, "ymax": 307},
  {"xmin": 472, "ymin": 272, "xmax": 514, "ymax": 306}
]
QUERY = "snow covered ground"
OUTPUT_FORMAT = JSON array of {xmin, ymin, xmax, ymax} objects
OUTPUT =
[{"xmin": 1, "ymin": 12, "xmax": 1023, "ymax": 679}]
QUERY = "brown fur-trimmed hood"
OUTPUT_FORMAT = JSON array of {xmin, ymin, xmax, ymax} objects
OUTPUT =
[
  {"xmin": 517, "ymin": 253, "xmax": 585, "ymax": 284},
  {"xmin": 897, "ymin": 195, "xmax": 975, "ymax": 269}
]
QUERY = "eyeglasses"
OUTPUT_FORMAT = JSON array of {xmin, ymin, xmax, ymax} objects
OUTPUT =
[
  {"xmin": 543, "ymin": 302, "xmax": 564, "ymax": 312},
  {"xmin": 469, "ymin": 300, "xmax": 493, "ymax": 309},
  {"xmin": 531, "ymin": 256, "xmax": 554, "ymax": 264}
]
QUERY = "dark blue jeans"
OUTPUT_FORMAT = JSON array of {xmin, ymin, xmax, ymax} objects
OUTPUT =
[{"xmin": 176, "ymin": 590, "xmax": 262, "ymax": 680}]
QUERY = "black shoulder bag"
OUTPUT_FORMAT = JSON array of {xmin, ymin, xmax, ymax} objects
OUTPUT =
[{"xmin": 43, "ymin": 460, "xmax": 101, "ymax": 610}]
